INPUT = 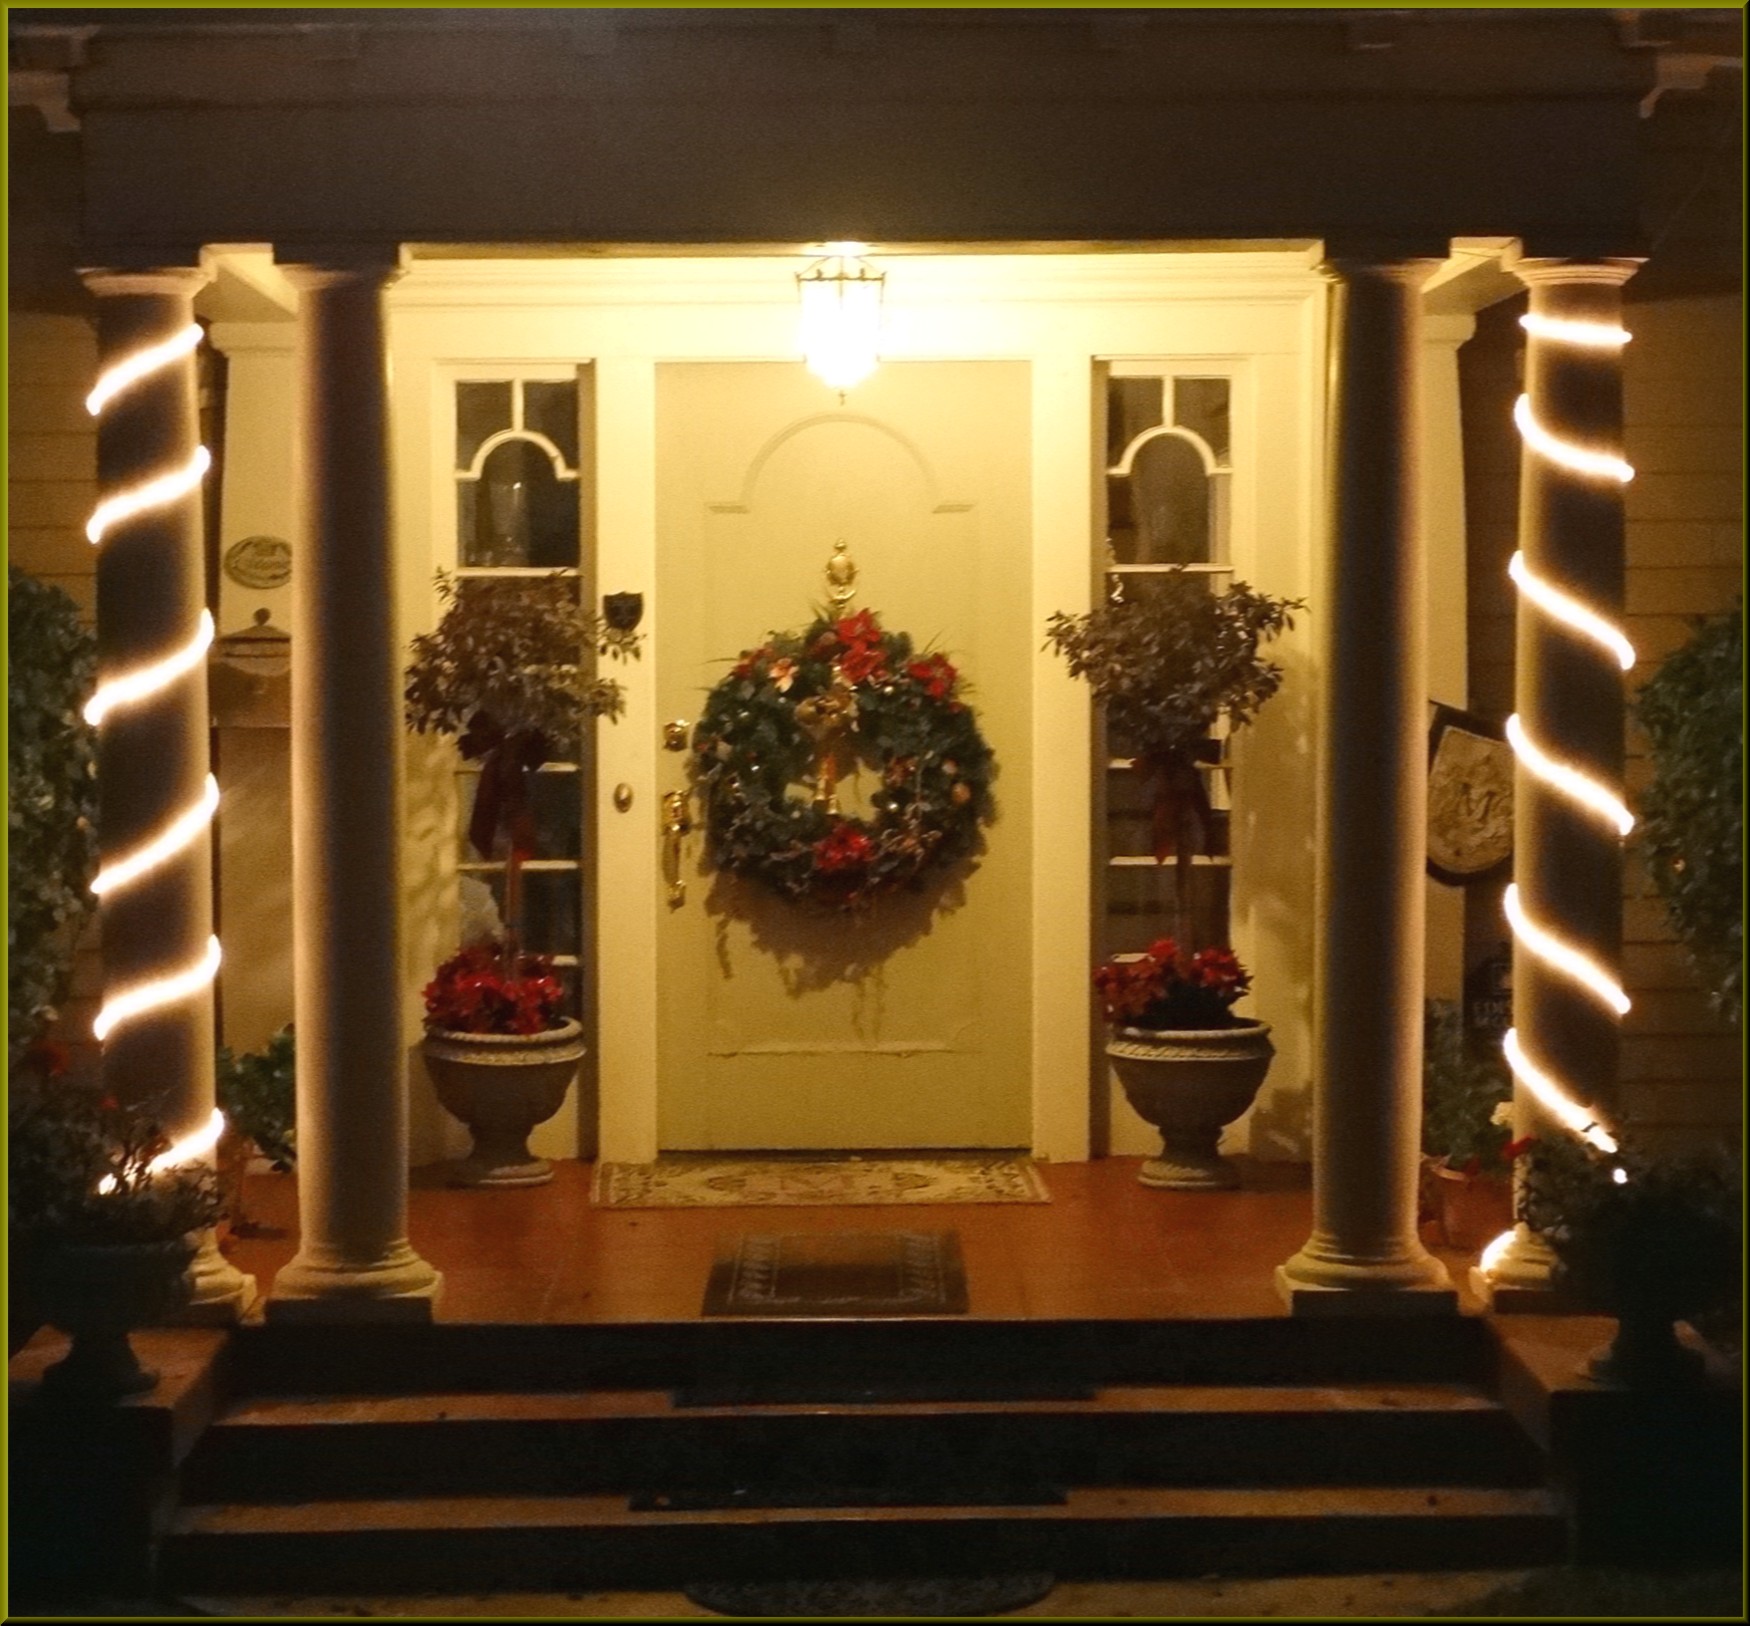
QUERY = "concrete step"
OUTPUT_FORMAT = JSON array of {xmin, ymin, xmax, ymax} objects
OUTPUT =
[
  {"xmin": 163, "ymin": 1483, "xmax": 1568, "ymax": 1590},
  {"xmin": 224, "ymin": 1315, "xmax": 1500, "ymax": 1396},
  {"xmin": 183, "ymin": 1382, "xmax": 1545, "ymax": 1502}
]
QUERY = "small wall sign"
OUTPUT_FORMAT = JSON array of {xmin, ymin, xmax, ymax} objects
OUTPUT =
[{"xmin": 223, "ymin": 534, "xmax": 292, "ymax": 590}]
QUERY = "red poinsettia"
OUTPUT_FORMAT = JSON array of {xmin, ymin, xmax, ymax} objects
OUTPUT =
[
  {"xmin": 424, "ymin": 943, "xmax": 568, "ymax": 1036},
  {"xmin": 813, "ymin": 820, "xmax": 875, "ymax": 874},
  {"xmin": 1093, "ymin": 936, "xmax": 1253, "ymax": 1030},
  {"xmin": 835, "ymin": 609, "xmax": 882, "ymax": 647},
  {"xmin": 906, "ymin": 652, "xmax": 958, "ymax": 700}
]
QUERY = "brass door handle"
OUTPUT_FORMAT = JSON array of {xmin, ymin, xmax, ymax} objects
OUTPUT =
[{"xmin": 662, "ymin": 790, "xmax": 693, "ymax": 907}]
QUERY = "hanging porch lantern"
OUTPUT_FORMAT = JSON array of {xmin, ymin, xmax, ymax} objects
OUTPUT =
[{"xmin": 797, "ymin": 242, "xmax": 885, "ymax": 392}]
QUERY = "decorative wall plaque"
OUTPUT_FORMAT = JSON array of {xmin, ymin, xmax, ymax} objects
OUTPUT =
[
  {"xmin": 223, "ymin": 534, "xmax": 292, "ymax": 590},
  {"xmin": 1427, "ymin": 704, "xmax": 1513, "ymax": 885}
]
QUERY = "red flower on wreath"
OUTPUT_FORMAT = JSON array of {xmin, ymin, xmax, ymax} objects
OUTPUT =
[
  {"xmin": 838, "ymin": 641, "xmax": 888, "ymax": 686},
  {"xmin": 906, "ymin": 652, "xmax": 958, "ymax": 700},
  {"xmin": 731, "ymin": 643, "xmax": 775, "ymax": 681},
  {"xmin": 835, "ymin": 609, "xmax": 881, "ymax": 646},
  {"xmin": 813, "ymin": 821, "xmax": 875, "ymax": 874}
]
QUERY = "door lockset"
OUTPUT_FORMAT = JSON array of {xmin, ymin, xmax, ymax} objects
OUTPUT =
[{"xmin": 662, "ymin": 789, "xmax": 693, "ymax": 907}]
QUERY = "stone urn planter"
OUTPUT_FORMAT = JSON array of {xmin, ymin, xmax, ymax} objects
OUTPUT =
[
  {"xmin": 30, "ymin": 1238, "xmax": 196, "ymax": 1400},
  {"xmin": 423, "ymin": 1018, "xmax": 586, "ymax": 1188},
  {"xmin": 1107, "ymin": 1021, "xmax": 1274, "ymax": 1190}
]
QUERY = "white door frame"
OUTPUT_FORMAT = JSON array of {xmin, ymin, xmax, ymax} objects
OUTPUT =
[{"xmin": 386, "ymin": 249, "xmax": 1327, "ymax": 1166}]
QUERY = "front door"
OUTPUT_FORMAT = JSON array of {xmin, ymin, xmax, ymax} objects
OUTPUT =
[{"xmin": 654, "ymin": 361, "xmax": 1033, "ymax": 1150}]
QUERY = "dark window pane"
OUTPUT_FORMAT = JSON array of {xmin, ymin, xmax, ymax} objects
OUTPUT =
[
  {"xmin": 462, "ymin": 438, "xmax": 579, "ymax": 568},
  {"xmin": 1106, "ymin": 376, "xmax": 1164, "ymax": 466},
  {"xmin": 457, "ymin": 381, "xmax": 513, "ymax": 470},
  {"xmin": 1128, "ymin": 434, "xmax": 1210, "ymax": 565},
  {"xmin": 1173, "ymin": 377, "xmax": 1231, "ymax": 464},
  {"xmin": 1106, "ymin": 765, "xmax": 1230, "ymax": 860},
  {"xmin": 523, "ymin": 381, "xmax": 579, "ymax": 464},
  {"xmin": 487, "ymin": 869, "xmax": 581, "ymax": 959},
  {"xmin": 1104, "ymin": 862, "xmax": 1231, "ymax": 955},
  {"xmin": 457, "ymin": 768, "xmax": 582, "ymax": 864}
]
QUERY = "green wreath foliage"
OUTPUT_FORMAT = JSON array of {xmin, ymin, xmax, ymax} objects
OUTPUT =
[{"xmin": 691, "ymin": 607, "xmax": 995, "ymax": 910}]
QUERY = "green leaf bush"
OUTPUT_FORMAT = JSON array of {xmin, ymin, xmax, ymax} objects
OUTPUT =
[
  {"xmin": 7, "ymin": 567, "xmax": 98, "ymax": 1069},
  {"xmin": 1633, "ymin": 603, "xmax": 1741, "ymax": 1026},
  {"xmin": 216, "ymin": 1025, "xmax": 297, "ymax": 1169}
]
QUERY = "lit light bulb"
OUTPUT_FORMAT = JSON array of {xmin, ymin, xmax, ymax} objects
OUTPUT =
[
  {"xmin": 1519, "ymin": 313, "xmax": 1631, "ymax": 351},
  {"xmin": 1507, "ymin": 554, "xmax": 1635, "ymax": 672},
  {"xmin": 91, "ymin": 775, "xmax": 220, "ymax": 897},
  {"xmin": 86, "ymin": 445, "xmax": 212, "ymax": 546},
  {"xmin": 1514, "ymin": 396, "xmax": 1633, "ymax": 485},
  {"xmin": 1502, "ymin": 1028, "xmax": 1618, "ymax": 1156},
  {"xmin": 798, "ymin": 247, "xmax": 884, "ymax": 393},
  {"xmin": 1504, "ymin": 884, "xmax": 1630, "ymax": 1016},
  {"xmin": 1506, "ymin": 715, "xmax": 1633, "ymax": 838},
  {"xmin": 85, "ymin": 323, "xmax": 203, "ymax": 417},
  {"xmin": 93, "ymin": 935, "xmax": 222, "ymax": 1042},
  {"xmin": 85, "ymin": 611, "xmax": 216, "ymax": 727}
]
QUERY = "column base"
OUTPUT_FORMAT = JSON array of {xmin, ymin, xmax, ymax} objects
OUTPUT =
[
  {"xmin": 167, "ymin": 1230, "xmax": 258, "ymax": 1325},
  {"xmin": 1276, "ymin": 1235, "xmax": 1457, "ymax": 1315},
  {"xmin": 266, "ymin": 1239, "xmax": 442, "ymax": 1324},
  {"xmin": 1468, "ymin": 1223, "xmax": 1587, "ymax": 1313}
]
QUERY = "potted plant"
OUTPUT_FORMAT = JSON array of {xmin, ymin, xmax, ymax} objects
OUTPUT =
[
  {"xmin": 419, "ymin": 944, "xmax": 578, "ymax": 1186},
  {"xmin": 404, "ymin": 571, "xmax": 638, "ymax": 1186},
  {"xmin": 9, "ymin": 1075, "xmax": 222, "ymax": 1400},
  {"xmin": 1096, "ymin": 938, "xmax": 1273, "ymax": 1189},
  {"xmin": 214, "ymin": 1024, "xmax": 296, "ymax": 1237},
  {"xmin": 1045, "ymin": 568, "xmax": 1302, "ymax": 898},
  {"xmin": 1517, "ymin": 1132, "xmax": 1740, "ymax": 1388},
  {"xmin": 1419, "ymin": 999, "xmax": 1519, "ymax": 1253}
]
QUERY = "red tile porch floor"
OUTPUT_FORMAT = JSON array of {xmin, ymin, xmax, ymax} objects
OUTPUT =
[{"xmin": 221, "ymin": 1158, "xmax": 1490, "ymax": 1322}]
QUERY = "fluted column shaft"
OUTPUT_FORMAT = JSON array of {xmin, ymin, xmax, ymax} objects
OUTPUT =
[
  {"xmin": 266, "ymin": 255, "xmax": 440, "ymax": 1321},
  {"xmin": 82, "ymin": 267, "xmax": 253, "ymax": 1319},
  {"xmin": 1278, "ymin": 257, "xmax": 1455, "ymax": 1311}
]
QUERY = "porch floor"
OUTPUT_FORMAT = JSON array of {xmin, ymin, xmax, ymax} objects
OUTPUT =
[{"xmin": 223, "ymin": 1158, "xmax": 1489, "ymax": 1323}]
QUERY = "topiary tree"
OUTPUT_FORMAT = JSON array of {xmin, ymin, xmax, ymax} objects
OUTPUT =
[
  {"xmin": 7, "ymin": 567, "xmax": 98, "ymax": 1070},
  {"xmin": 1633, "ymin": 603, "xmax": 1741, "ymax": 1027}
]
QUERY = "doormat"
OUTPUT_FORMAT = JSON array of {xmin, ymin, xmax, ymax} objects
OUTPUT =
[
  {"xmin": 592, "ymin": 1155, "xmax": 1049, "ymax": 1208},
  {"xmin": 701, "ymin": 1230, "xmax": 968, "ymax": 1317},
  {"xmin": 684, "ymin": 1574, "xmax": 1057, "ymax": 1617}
]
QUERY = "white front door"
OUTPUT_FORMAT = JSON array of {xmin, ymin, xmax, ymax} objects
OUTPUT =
[{"xmin": 654, "ymin": 361, "xmax": 1033, "ymax": 1150}]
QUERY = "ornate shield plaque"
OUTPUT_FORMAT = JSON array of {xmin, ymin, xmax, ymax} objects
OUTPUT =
[{"xmin": 1427, "ymin": 704, "xmax": 1513, "ymax": 885}]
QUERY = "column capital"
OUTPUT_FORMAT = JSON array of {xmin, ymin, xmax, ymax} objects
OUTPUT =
[
  {"xmin": 1318, "ymin": 256, "xmax": 1444, "ymax": 288},
  {"xmin": 275, "ymin": 248, "xmax": 403, "ymax": 294},
  {"xmin": 1507, "ymin": 255, "xmax": 1643, "ymax": 291},
  {"xmin": 80, "ymin": 265, "xmax": 210, "ymax": 301}
]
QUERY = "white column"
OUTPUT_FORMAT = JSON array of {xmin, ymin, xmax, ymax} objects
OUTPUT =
[
  {"xmin": 1480, "ymin": 258, "xmax": 1638, "ymax": 1301},
  {"xmin": 1278, "ymin": 256, "xmax": 1456, "ymax": 1312},
  {"xmin": 82, "ymin": 267, "xmax": 256, "ymax": 1323},
  {"xmin": 266, "ymin": 255, "xmax": 441, "ymax": 1321}
]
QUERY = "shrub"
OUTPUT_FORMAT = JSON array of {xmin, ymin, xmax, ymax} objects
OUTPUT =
[
  {"xmin": 1634, "ymin": 604, "xmax": 1741, "ymax": 1025},
  {"xmin": 7, "ymin": 568, "xmax": 98, "ymax": 1068}
]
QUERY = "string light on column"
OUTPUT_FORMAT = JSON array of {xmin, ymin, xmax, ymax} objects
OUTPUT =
[
  {"xmin": 86, "ymin": 445, "xmax": 213, "ymax": 546},
  {"xmin": 92, "ymin": 935, "xmax": 223, "ymax": 1043},
  {"xmin": 90, "ymin": 774, "xmax": 221, "ymax": 897},
  {"xmin": 86, "ymin": 321, "xmax": 223, "ymax": 1113},
  {"xmin": 1486, "ymin": 295, "xmax": 1636, "ymax": 1272},
  {"xmin": 84, "ymin": 609, "xmax": 215, "ymax": 727},
  {"xmin": 97, "ymin": 1106, "xmax": 226, "ymax": 1193}
]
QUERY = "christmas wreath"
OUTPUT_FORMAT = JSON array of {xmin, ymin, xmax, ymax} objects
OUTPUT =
[{"xmin": 691, "ymin": 607, "xmax": 995, "ymax": 910}]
